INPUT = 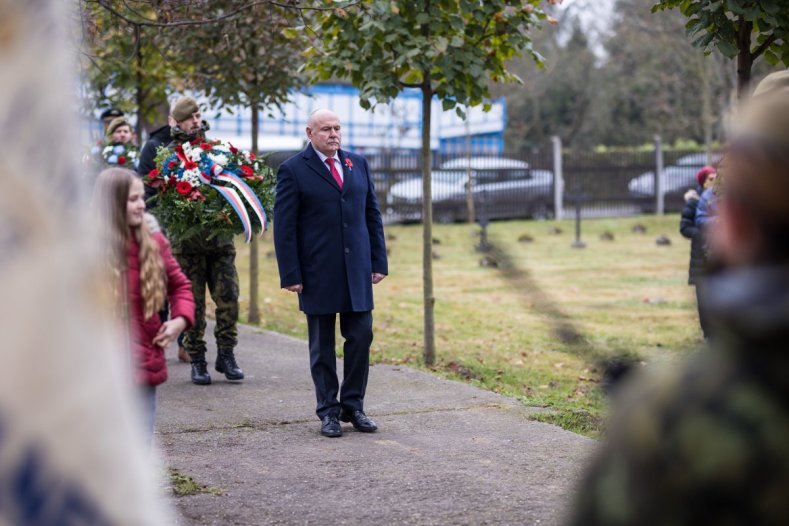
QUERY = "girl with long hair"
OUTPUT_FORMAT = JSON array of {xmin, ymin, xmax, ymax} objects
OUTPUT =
[{"xmin": 93, "ymin": 168, "xmax": 194, "ymax": 440}]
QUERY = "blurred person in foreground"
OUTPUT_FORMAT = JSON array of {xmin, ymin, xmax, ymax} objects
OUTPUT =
[
  {"xmin": 93, "ymin": 168, "xmax": 195, "ymax": 441},
  {"xmin": 568, "ymin": 69, "xmax": 789, "ymax": 525},
  {"xmin": 679, "ymin": 165, "xmax": 716, "ymax": 339},
  {"xmin": 0, "ymin": 0, "xmax": 174, "ymax": 522}
]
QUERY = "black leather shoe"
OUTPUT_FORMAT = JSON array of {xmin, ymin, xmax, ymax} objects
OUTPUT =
[
  {"xmin": 215, "ymin": 349, "xmax": 244, "ymax": 380},
  {"xmin": 340, "ymin": 410, "xmax": 378, "ymax": 432},
  {"xmin": 320, "ymin": 415, "xmax": 342, "ymax": 437},
  {"xmin": 190, "ymin": 359, "xmax": 211, "ymax": 385}
]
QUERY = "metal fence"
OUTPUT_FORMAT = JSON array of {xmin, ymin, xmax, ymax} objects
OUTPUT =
[
  {"xmin": 266, "ymin": 140, "xmax": 720, "ymax": 223},
  {"xmin": 368, "ymin": 141, "xmax": 719, "ymax": 223}
]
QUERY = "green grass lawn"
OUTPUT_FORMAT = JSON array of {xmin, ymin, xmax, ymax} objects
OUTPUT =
[{"xmin": 233, "ymin": 214, "xmax": 703, "ymax": 437}]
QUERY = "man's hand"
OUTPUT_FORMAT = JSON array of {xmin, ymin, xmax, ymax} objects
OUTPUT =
[
  {"xmin": 285, "ymin": 284, "xmax": 303, "ymax": 293},
  {"xmin": 153, "ymin": 316, "xmax": 188, "ymax": 348},
  {"xmin": 372, "ymin": 273, "xmax": 386, "ymax": 284}
]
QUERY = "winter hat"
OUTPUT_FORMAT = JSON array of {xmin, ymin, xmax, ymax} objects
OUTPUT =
[
  {"xmin": 170, "ymin": 96, "xmax": 199, "ymax": 122},
  {"xmin": 695, "ymin": 165, "xmax": 716, "ymax": 187},
  {"xmin": 105, "ymin": 116, "xmax": 131, "ymax": 139},
  {"xmin": 100, "ymin": 108, "xmax": 123, "ymax": 121}
]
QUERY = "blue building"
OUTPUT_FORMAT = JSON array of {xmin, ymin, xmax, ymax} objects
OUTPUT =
[{"xmin": 207, "ymin": 83, "xmax": 505, "ymax": 155}]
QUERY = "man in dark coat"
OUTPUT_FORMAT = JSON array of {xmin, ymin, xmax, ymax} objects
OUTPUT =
[
  {"xmin": 274, "ymin": 108, "xmax": 388, "ymax": 438},
  {"xmin": 137, "ymin": 124, "xmax": 171, "ymax": 183}
]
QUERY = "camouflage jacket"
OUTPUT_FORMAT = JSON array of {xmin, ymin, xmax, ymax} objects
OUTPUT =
[{"xmin": 568, "ymin": 265, "xmax": 789, "ymax": 525}]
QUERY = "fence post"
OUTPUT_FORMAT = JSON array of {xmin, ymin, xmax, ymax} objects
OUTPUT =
[
  {"xmin": 552, "ymin": 135, "xmax": 564, "ymax": 220},
  {"xmin": 654, "ymin": 134, "xmax": 664, "ymax": 215}
]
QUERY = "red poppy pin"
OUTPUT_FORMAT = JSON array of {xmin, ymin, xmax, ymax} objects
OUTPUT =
[{"xmin": 344, "ymin": 158, "xmax": 353, "ymax": 171}]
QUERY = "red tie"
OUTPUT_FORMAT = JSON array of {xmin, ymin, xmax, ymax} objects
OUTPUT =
[{"xmin": 325, "ymin": 158, "xmax": 343, "ymax": 189}]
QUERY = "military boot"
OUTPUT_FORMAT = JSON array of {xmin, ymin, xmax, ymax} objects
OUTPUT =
[
  {"xmin": 190, "ymin": 358, "xmax": 212, "ymax": 385},
  {"xmin": 215, "ymin": 349, "xmax": 244, "ymax": 381}
]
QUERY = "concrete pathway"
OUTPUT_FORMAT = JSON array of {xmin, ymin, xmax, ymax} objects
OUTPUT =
[{"xmin": 156, "ymin": 323, "xmax": 594, "ymax": 525}]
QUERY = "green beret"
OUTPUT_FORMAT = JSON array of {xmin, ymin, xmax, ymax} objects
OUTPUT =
[
  {"xmin": 105, "ymin": 116, "xmax": 131, "ymax": 140},
  {"xmin": 170, "ymin": 96, "xmax": 200, "ymax": 122}
]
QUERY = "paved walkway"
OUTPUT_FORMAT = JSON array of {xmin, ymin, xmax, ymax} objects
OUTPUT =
[{"xmin": 156, "ymin": 323, "xmax": 594, "ymax": 525}]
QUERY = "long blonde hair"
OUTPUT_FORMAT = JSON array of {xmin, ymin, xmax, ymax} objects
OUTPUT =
[{"xmin": 93, "ymin": 168, "xmax": 166, "ymax": 319}]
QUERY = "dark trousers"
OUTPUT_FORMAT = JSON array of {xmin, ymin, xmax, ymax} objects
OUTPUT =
[
  {"xmin": 306, "ymin": 311, "xmax": 373, "ymax": 419},
  {"xmin": 695, "ymin": 283, "xmax": 711, "ymax": 340}
]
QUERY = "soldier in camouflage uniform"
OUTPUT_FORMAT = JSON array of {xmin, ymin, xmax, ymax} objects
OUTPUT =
[
  {"xmin": 568, "ymin": 71, "xmax": 789, "ymax": 525},
  {"xmin": 164, "ymin": 96, "xmax": 243, "ymax": 385}
]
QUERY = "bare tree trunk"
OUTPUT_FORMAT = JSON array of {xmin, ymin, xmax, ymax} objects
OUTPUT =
[
  {"xmin": 464, "ymin": 112, "xmax": 475, "ymax": 223},
  {"xmin": 421, "ymin": 80, "xmax": 435, "ymax": 366},
  {"xmin": 736, "ymin": 18, "xmax": 753, "ymax": 99},
  {"xmin": 134, "ymin": 25, "xmax": 145, "ymax": 141},
  {"xmin": 700, "ymin": 57, "xmax": 713, "ymax": 164},
  {"xmin": 248, "ymin": 101, "xmax": 261, "ymax": 325}
]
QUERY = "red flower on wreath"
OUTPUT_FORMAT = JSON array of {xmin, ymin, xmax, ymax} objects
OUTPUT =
[
  {"xmin": 229, "ymin": 143, "xmax": 238, "ymax": 154},
  {"xmin": 117, "ymin": 155, "xmax": 127, "ymax": 165},
  {"xmin": 168, "ymin": 160, "xmax": 178, "ymax": 169},
  {"xmin": 147, "ymin": 168, "xmax": 160, "ymax": 179},
  {"xmin": 176, "ymin": 181, "xmax": 193, "ymax": 195},
  {"xmin": 184, "ymin": 160, "xmax": 197, "ymax": 170},
  {"xmin": 199, "ymin": 143, "xmax": 212, "ymax": 151},
  {"xmin": 249, "ymin": 153, "xmax": 256, "ymax": 161},
  {"xmin": 168, "ymin": 176, "xmax": 177, "ymax": 187},
  {"xmin": 344, "ymin": 158, "xmax": 353, "ymax": 171},
  {"xmin": 188, "ymin": 190, "xmax": 206, "ymax": 202},
  {"xmin": 240, "ymin": 165, "xmax": 254, "ymax": 178}
]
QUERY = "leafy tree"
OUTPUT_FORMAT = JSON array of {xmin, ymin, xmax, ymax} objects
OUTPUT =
[
  {"xmin": 78, "ymin": 3, "xmax": 188, "ymax": 138},
  {"xmin": 180, "ymin": 2, "xmax": 307, "ymax": 323},
  {"xmin": 653, "ymin": 0, "xmax": 789, "ymax": 97},
  {"xmin": 503, "ymin": 20, "xmax": 598, "ymax": 150},
  {"xmin": 308, "ymin": 0, "xmax": 551, "ymax": 365}
]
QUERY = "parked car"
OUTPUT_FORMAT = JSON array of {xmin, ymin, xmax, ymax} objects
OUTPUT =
[
  {"xmin": 628, "ymin": 153, "xmax": 721, "ymax": 209},
  {"xmin": 386, "ymin": 157, "xmax": 554, "ymax": 223}
]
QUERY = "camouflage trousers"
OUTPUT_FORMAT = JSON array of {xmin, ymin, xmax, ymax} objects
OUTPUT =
[{"xmin": 175, "ymin": 248, "xmax": 239, "ymax": 359}]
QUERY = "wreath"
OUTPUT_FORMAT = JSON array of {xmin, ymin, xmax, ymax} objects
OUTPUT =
[
  {"xmin": 146, "ymin": 139, "xmax": 274, "ymax": 245},
  {"xmin": 89, "ymin": 142, "xmax": 140, "ymax": 170}
]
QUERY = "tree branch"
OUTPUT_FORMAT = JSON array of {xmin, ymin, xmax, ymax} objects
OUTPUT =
[
  {"xmin": 751, "ymin": 33, "xmax": 777, "ymax": 61},
  {"xmin": 91, "ymin": 0, "xmax": 362, "ymax": 28}
]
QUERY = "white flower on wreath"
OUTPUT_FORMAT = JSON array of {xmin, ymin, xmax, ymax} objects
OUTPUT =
[
  {"xmin": 102, "ymin": 146, "xmax": 113, "ymax": 155},
  {"xmin": 215, "ymin": 141, "xmax": 231, "ymax": 153},
  {"xmin": 183, "ymin": 168, "xmax": 201, "ymax": 184},
  {"xmin": 208, "ymin": 153, "xmax": 228, "ymax": 167}
]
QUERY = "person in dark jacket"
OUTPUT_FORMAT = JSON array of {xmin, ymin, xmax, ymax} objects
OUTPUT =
[
  {"xmin": 138, "ymin": 123, "xmax": 172, "ymax": 203},
  {"xmin": 679, "ymin": 165, "xmax": 716, "ymax": 338},
  {"xmin": 567, "ymin": 69, "xmax": 789, "ymax": 526}
]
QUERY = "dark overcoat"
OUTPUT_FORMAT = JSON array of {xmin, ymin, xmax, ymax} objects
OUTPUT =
[{"xmin": 273, "ymin": 144, "xmax": 388, "ymax": 315}]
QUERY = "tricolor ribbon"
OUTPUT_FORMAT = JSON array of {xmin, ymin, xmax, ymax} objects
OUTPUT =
[
  {"xmin": 172, "ymin": 148, "xmax": 267, "ymax": 243},
  {"xmin": 210, "ymin": 170, "xmax": 267, "ymax": 243}
]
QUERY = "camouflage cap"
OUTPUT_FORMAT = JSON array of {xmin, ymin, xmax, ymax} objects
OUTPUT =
[{"xmin": 170, "ymin": 96, "xmax": 200, "ymax": 123}]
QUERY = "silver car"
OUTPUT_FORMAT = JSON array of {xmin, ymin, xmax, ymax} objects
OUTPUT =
[
  {"xmin": 628, "ymin": 153, "xmax": 721, "ymax": 203},
  {"xmin": 386, "ymin": 157, "xmax": 554, "ymax": 223}
]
